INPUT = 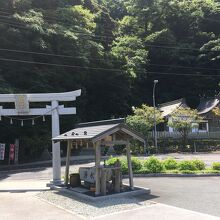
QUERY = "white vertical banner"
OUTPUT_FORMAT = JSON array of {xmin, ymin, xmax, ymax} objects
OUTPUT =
[{"xmin": 0, "ymin": 143, "xmax": 6, "ymax": 160}]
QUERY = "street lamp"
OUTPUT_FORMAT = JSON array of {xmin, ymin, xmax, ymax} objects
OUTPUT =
[{"xmin": 153, "ymin": 80, "xmax": 159, "ymax": 153}]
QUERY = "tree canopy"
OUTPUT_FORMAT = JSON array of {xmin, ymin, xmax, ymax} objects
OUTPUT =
[
  {"xmin": 126, "ymin": 104, "xmax": 163, "ymax": 136},
  {"xmin": 0, "ymin": 0, "xmax": 219, "ymax": 161},
  {"xmin": 168, "ymin": 107, "xmax": 203, "ymax": 149}
]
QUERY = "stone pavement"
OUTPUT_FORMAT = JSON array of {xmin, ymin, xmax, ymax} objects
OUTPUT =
[{"xmin": 0, "ymin": 180, "xmax": 82, "ymax": 220}]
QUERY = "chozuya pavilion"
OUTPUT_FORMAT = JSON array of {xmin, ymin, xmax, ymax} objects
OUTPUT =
[{"xmin": 52, "ymin": 118, "xmax": 148, "ymax": 197}]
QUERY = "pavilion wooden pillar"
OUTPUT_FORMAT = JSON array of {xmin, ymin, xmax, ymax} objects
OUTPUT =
[
  {"xmin": 95, "ymin": 141, "xmax": 101, "ymax": 196},
  {"xmin": 126, "ymin": 142, "xmax": 134, "ymax": 190},
  {"xmin": 65, "ymin": 140, "xmax": 72, "ymax": 186}
]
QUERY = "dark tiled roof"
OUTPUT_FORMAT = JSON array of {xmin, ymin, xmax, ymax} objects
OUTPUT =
[
  {"xmin": 158, "ymin": 98, "xmax": 188, "ymax": 117},
  {"xmin": 53, "ymin": 123, "xmax": 120, "ymax": 141},
  {"xmin": 197, "ymin": 98, "xmax": 219, "ymax": 114},
  {"xmin": 76, "ymin": 118, "xmax": 125, "ymax": 128},
  {"xmin": 53, "ymin": 118, "xmax": 145, "ymax": 143}
]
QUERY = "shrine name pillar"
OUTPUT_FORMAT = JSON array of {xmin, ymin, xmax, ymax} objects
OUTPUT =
[{"xmin": 51, "ymin": 100, "xmax": 61, "ymax": 184}]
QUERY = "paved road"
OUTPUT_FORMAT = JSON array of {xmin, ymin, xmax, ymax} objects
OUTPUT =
[
  {"xmin": 1, "ymin": 153, "xmax": 220, "ymax": 181},
  {"xmin": 1, "ymin": 175, "xmax": 220, "ymax": 220},
  {"xmin": 128, "ymin": 176, "xmax": 220, "ymax": 218},
  {"xmin": 2, "ymin": 167, "xmax": 220, "ymax": 217},
  {"xmin": 1, "ymin": 157, "xmax": 220, "ymax": 219},
  {"xmin": 96, "ymin": 203, "xmax": 220, "ymax": 220},
  {"xmin": 0, "ymin": 162, "xmax": 95, "ymax": 181}
]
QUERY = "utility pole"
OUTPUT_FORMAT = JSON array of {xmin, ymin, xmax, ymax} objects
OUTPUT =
[{"xmin": 153, "ymin": 80, "xmax": 159, "ymax": 153}]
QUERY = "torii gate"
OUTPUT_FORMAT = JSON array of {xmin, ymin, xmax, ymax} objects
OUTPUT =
[{"xmin": 0, "ymin": 90, "xmax": 81, "ymax": 184}]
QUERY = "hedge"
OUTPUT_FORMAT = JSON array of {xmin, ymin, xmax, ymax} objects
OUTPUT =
[{"xmin": 105, "ymin": 156, "xmax": 220, "ymax": 174}]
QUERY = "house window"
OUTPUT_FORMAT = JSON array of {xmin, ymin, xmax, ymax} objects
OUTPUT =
[{"xmin": 198, "ymin": 122, "xmax": 208, "ymax": 132}]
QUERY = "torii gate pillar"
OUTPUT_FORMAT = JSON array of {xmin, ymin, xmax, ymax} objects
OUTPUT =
[
  {"xmin": 0, "ymin": 90, "xmax": 81, "ymax": 185},
  {"xmin": 51, "ymin": 100, "xmax": 61, "ymax": 183}
]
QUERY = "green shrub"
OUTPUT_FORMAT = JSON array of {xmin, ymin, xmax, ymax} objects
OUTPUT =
[
  {"xmin": 164, "ymin": 170, "xmax": 179, "ymax": 174},
  {"xmin": 212, "ymin": 162, "xmax": 220, "ymax": 170},
  {"xmin": 205, "ymin": 168, "xmax": 220, "ymax": 174},
  {"xmin": 143, "ymin": 156, "xmax": 164, "ymax": 173},
  {"xmin": 180, "ymin": 170, "xmax": 196, "ymax": 174},
  {"xmin": 106, "ymin": 157, "xmax": 142, "ymax": 174},
  {"xmin": 120, "ymin": 158, "xmax": 128, "ymax": 174},
  {"xmin": 163, "ymin": 157, "xmax": 178, "ymax": 170},
  {"xmin": 192, "ymin": 159, "xmax": 205, "ymax": 170},
  {"xmin": 134, "ymin": 168, "xmax": 150, "ymax": 174},
  {"xmin": 178, "ymin": 160, "xmax": 197, "ymax": 171},
  {"xmin": 131, "ymin": 157, "xmax": 142, "ymax": 171},
  {"xmin": 106, "ymin": 156, "xmax": 119, "ymax": 166},
  {"xmin": 106, "ymin": 157, "xmax": 128, "ymax": 174}
]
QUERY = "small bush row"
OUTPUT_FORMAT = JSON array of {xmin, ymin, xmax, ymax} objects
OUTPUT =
[{"xmin": 106, "ymin": 156, "xmax": 220, "ymax": 174}]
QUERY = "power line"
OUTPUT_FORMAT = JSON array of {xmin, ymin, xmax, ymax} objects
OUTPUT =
[
  {"xmin": 0, "ymin": 10, "xmax": 11, "ymax": 15},
  {"xmin": 1, "ymin": 6, "xmax": 220, "ymax": 32},
  {"xmin": 0, "ymin": 17, "xmax": 213, "ymax": 52},
  {"xmin": 148, "ymin": 63, "xmax": 220, "ymax": 72},
  {"xmin": 1, "ymin": 47, "xmax": 220, "ymax": 72},
  {"xmin": 0, "ymin": 12, "xmax": 115, "ymax": 40},
  {"xmin": 203, "ymin": 17, "xmax": 220, "ymax": 23},
  {"xmin": 144, "ymin": 43, "xmax": 214, "ymax": 52},
  {"xmin": 0, "ymin": 10, "xmax": 196, "ymax": 46},
  {"xmin": 0, "ymin": 48, "xmax": 107, "ymax": 61},
  {"xmin": 146, "ymin": 71, "xmax": 220, "ymax": 77},
  {"xmin": 0, "ymin": 18, "xmax": 115, "ymax": 44},
  {"xmin": 0, "ymin": 17, "xmax": 28, "ymax": 27},
  {"xmin": 0, "ymin": 57, "xmax": 219, "ymax": 77},
  {"xmin": 0, "ymin": 57, "xmax": 122, "ymax": 72},
  {"xmin": 0, "ymin": 17, "xmax": 33, "ymax": 30},
  {"xmin": 0, "ymin": 11, "xmax": 218, "ymax": 52},
  {"xmin": 2, "ymin": 5, "xmax": 220, "ymax": 24},
  {"xmin": 0, "ymin": 14, "xmax": 14, "ymax": 19},
  {"xmin": 0, "ymin": 20, "xmax": 30, "ymax": 30}
]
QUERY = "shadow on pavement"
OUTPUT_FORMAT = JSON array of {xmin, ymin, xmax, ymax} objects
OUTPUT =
[
  {"xmin": 0, "ymin": 173, "xmax": 10, "ymax": 180},
  {"xmin": 0, "ymin": 167, "xmax": 47, "ymax": 181}
]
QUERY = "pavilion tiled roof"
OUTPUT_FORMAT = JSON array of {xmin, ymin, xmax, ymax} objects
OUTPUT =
[
  {"xmin": 53, "ymin": 118, "xmax": 145, "ymax": 143},
  {"xmin": 53, "ymin": 123, "xmax": 120, "ymax": 141}
]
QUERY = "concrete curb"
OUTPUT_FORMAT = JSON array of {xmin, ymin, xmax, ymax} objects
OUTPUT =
[
  {"xmin": 50, "ymin": 185, "xmax": 150, "ymax": 202},
  {"xmin": 123, "ymin": 173, "xmax": 220, "ymax": 178}
]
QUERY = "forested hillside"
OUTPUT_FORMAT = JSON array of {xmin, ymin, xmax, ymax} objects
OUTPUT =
[{"xmin": 0, "ymin": 0, "xmax": 219, "ymax": 161}]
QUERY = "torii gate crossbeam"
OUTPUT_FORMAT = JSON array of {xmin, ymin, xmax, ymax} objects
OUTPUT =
[{"xmin": 0, "ymin": 90, "xmax": 81, "ymax": 184}]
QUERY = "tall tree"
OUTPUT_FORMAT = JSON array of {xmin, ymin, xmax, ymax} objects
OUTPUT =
[{"xmin": 168, "ymin": 107, "xmax": 203, "ymax": 151}]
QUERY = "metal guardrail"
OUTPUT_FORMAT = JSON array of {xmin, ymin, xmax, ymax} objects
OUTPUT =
[{"xmin": 149, "ymin": 131, "xmax": 220, "ymax": 139}]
